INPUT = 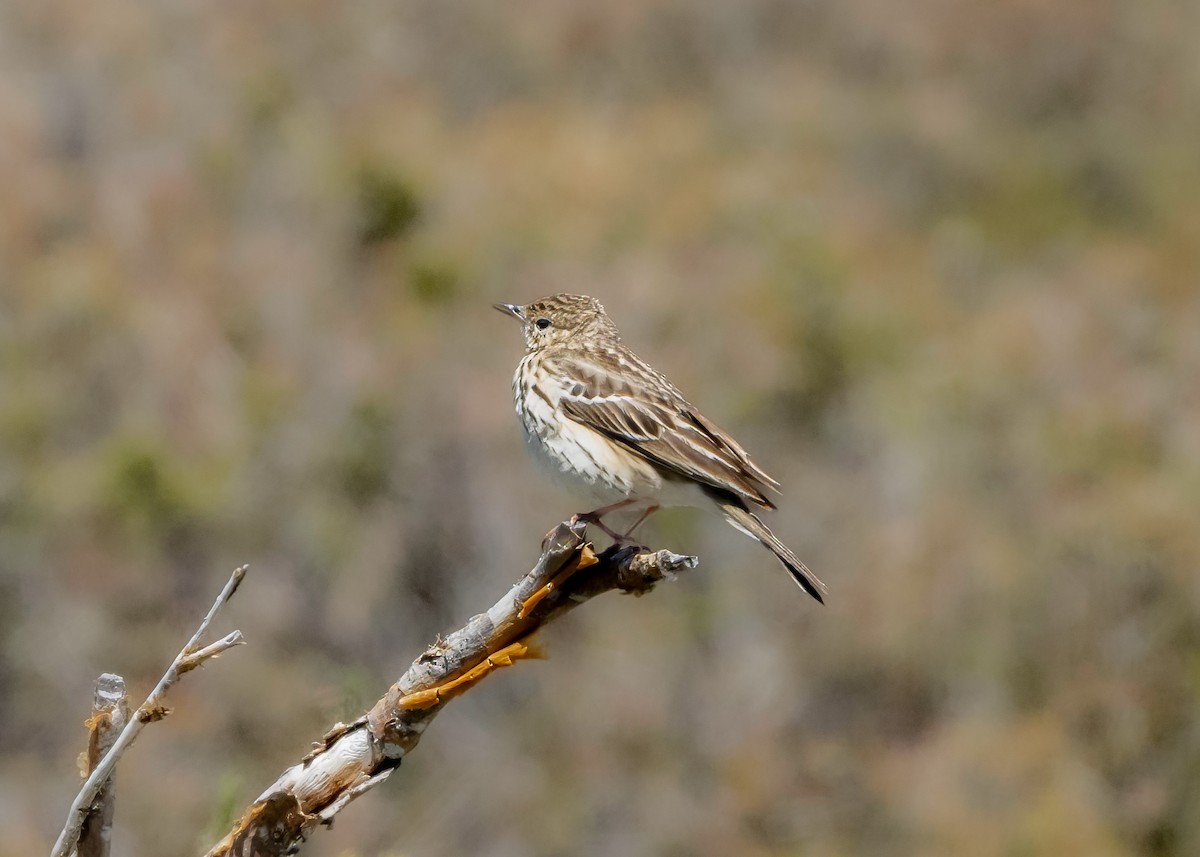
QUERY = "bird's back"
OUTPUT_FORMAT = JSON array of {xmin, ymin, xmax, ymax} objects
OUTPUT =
[{"xmin": 542, "ymin": 340, "xmax": 782, "ymax": 510}]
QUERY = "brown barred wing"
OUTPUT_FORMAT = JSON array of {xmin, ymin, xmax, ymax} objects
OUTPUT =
[{"xmin": 551, "ymin": 354, "xmax": 778, "ymax": 509}]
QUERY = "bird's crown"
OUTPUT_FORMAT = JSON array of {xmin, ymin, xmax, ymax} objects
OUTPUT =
[{"xmin": 494, "ymin": 293, "xmax": 619, "ymax": 351}]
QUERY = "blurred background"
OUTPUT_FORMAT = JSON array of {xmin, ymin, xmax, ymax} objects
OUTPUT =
[{"xmin": 2, "ymin": 1, "xmax": 1198, "ymax": 855}]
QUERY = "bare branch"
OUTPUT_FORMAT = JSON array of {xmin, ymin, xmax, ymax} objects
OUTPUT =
[
  {"xmin": 51, "ymin": 566, "xmax": 249, "ymax": 857},
  {"xmin": 77, "ymin": 674, "xmax": 129, "ymax": 857},
  {"xmin": 187, "ymin": 566, "xmax": 248, "ymax": 654},
  {"xmin": 205, "ymin": 525, "xmax": 697, "ymax": 857},
  {"xmin": 178, "ymin": 631, "xmax": 248, "ymax": 676}
]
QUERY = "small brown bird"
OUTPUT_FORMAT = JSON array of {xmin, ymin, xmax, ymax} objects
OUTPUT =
[{"xmin": 495, "ymin": 293, "xmax": 826, "ymax": 603}]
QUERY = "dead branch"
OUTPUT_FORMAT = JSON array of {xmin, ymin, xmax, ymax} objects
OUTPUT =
[
  {"xmin": 77, "ymin": 673, "xmax": 128, "ymax": 857},
  {"xmin": 51, "ymin": 566, "xmax": 249, "ymax": 857},
  {"xmin": 205, "ymin": 522, "xmax": 697, "ymax": 857}
]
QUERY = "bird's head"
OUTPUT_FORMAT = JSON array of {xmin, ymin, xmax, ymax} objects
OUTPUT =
[{"xmin": 493, "ymin": 293, "xmax": 619, "ymax": 352}]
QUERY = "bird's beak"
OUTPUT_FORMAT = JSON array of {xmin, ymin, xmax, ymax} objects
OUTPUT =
[{"xmin": 493, "ymin": 302, "xmax": 524, "ymax": 321}]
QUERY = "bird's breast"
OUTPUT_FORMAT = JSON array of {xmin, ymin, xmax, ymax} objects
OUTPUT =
[{"xmin": 513, "ymin": 355, "xmax": 662, "ymax": 502}]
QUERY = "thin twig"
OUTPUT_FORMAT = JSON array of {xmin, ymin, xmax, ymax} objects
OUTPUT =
[
  {"xmin": 51, "ymin": 566, "xmax": 249, "ymax": 857},
  {"xmin": 206, "ymin": 526, "xmax": 697, "ymax": 856},
  {"xmin": 178, "ymin": 631, "xmax": 248, "ymax": 675}
]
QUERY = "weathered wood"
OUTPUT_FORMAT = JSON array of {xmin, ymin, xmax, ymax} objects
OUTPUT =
[
  {"xmin": 77, "ymin": 673, "xmax": 129, "ymax": 857},
  {"xmin": 205, "ymin": 524, "xmax": 697, "ymax": 856}
]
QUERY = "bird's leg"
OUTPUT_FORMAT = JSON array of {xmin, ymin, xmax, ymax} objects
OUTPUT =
[
  {"xmin": 539, "ymin": 498, "xmax": 637, "ymax": 552},
  {"xmin": 620, "ymin": 503, "xmax": 660, "ymax": 540},
  {"xmin": 573, "ymin": 499, "xmax": 660, "ymax": 546},
  {"xmin": 570, "ymin": 498, "xmax": 641, "ymax": 541},
  {"xmin": 572, "ymin": 497, "xmax": 640, "ymax": 522},
  {"xmin": 582, "ymin": 517, "xmax": 627, "ymax": 542}
]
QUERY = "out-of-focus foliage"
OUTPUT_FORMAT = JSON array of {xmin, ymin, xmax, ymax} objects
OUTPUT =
[{"xmin": 1, "ymin": 1, "xmax": 1197, "ymax": 855}]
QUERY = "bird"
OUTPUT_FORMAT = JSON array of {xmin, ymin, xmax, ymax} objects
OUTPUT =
[{"xmin": 494, "ymin": 293, "xmax": 827, "ymax": 603}]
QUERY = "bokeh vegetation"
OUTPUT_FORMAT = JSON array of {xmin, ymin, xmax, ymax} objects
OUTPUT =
[{"xmin": 2, "ymin": 1, "xmax": 1197, "ymax": 855}]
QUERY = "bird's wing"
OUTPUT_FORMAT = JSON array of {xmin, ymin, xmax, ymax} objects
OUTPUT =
[{"xmin": 549, "ymin": 353, "xmax": 780, "ymax": 508}]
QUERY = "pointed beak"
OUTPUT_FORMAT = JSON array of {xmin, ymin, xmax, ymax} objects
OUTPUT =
[{"xmin": 493, "ymin": 302, "xmax": 524, "ymax": 321}]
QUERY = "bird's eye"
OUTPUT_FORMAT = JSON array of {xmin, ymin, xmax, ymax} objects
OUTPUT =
[{"xmin": 535, "ymin": 318, "xmax": 552, "ymax": 330}]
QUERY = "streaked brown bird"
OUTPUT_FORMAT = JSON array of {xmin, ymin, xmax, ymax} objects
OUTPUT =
[{"xmin": 494, "ymin": 293, "xmax": 827, "ymax": 603}]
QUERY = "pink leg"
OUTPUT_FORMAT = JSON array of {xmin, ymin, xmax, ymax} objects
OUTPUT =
[
  {"xmin": 621, "ymin": 504, "xmax": 660, "ymax": 538},
  {"xmin": 571, "ymin": 498, "xmax": 640, "ymax": 524},
  {"xmin": 572, "ymin": 514, "xmax": 627, "ymax": 542},
  {"xmin": 572, "ymin": 499, "xmax": 659, "ymax": 543}
]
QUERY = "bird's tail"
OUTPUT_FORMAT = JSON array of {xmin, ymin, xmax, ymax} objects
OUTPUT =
[{"xmin": 718, "ymin": 502, "xmax": 827, "ymax": 604}]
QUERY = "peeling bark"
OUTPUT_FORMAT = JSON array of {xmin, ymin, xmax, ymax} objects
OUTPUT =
[{"xmin": 205, "ymin": 523, "xmax": 697, "ymax": 856}]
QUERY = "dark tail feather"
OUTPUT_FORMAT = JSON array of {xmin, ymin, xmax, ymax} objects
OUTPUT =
[{"xmin": 719, "ymin": 502, "xmax": 827, "ymax": 604}]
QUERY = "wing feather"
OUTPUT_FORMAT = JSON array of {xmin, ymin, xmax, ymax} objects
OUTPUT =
[{"xmin": 550, "ymin": 354, "xmax": 779, "ymax": 508}]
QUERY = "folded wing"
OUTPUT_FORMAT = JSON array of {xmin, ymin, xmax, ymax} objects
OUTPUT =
[{"xmin": 550, "ymin": 354, "xmax": 781, "ymax": 509}]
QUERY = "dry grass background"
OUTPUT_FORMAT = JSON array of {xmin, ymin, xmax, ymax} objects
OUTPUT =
[{"xmin": 2, "ymin": 1, "xmax": 1198, "ymax": 855}]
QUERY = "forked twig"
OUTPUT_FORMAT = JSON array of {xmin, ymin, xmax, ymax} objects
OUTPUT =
[{"xmin": 51, "ymin": 566, "xmax": 249, "ymax": 857}]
